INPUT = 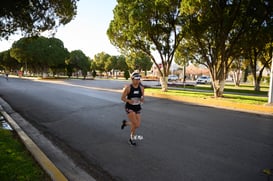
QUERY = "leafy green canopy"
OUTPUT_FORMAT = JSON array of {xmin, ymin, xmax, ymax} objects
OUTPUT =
[
  {"xmin": 0, "ymin": 0, "xmax": 79, "ymax": 40},
  {"xmin": 180, "ymin": 0, "xmax": 273, "ymax": 97},
  {"xmin": 126, "ymin": 52, "xmax": 153, "ymax": 73},
  {"xmin": 107, "ymin": 0, "xmax": 184, "ymax": 77},
  {"xmin": 10, "ymin": 36, "xmax": 69, "ymax": 73},
  {"xmin": 0, "ymin": 50, "xmax": 21, "ymax": 71},
  {"xmin": 66, "ymin": 50, "xmax": 90, "ymax": 78}
]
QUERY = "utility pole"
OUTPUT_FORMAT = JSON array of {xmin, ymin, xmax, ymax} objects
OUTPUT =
[{"xmin": 268, "ymin": 56, "xmax": 273, "ymax": 104}]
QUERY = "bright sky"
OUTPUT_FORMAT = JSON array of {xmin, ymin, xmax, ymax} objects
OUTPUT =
[{"xmin": 0, "ymin": 0, "xmax": 119, "ymax": 58}]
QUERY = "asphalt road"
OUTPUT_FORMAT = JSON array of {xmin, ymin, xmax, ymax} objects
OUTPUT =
[{"xmin": 0, "ymin": 76, "xmax": 273, "ymax": 181}]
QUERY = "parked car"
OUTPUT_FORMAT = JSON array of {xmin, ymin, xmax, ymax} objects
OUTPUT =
[
  {"xmin": 196, "ymin": 76, "xmax": 211, "ymax": 84},
  {"xmin": 168, "ymin": 75, "xmax": 179, "ymax": 81}
]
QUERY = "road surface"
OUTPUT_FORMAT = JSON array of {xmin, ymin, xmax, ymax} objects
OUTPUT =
[{"xmin": 0, "ymin": 76, "xmax": 272, "ymax": 181}]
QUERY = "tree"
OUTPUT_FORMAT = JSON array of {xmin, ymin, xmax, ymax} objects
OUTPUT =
[
  {"xmin": 10, "ymin": 37, "xmax": 35, "ymax": 73},
  {"xmin": 66, "ymin": 50, "xmax": 90, "ymax": 79},
  {"xmin": 106, "ymin": 55, "xmax": 123, "ymax": 78},
  {"xmin": 241, "ymin": 25, "xmax": 273, "ymax": 91},
  {"xmin": 10, "ymin": 36, "xmax": 69, "ymax": 75},
  {"xmin": 116, "ymin": 55, "xmax": 128, "ymax": 72},
  {"xmin": 0, "ymin": 0, "xmax": 79, "ymax": 40},
  {"xmin": 107, "ymin": 0, "xmax": 184, "ymax": 91},
  {"xmin": 174, "ymin": 41, "xmax": 192, "ymax": 82},
  {"xmin": 229, "ymin": 56, "xmax": 247, "ymax": 86},
  {"xmin": 124, "ymin": 70, "xmax": 130, "ymax": 80},
  {"xmin": 244, "ymin": 42, "xmax": 272, "ymax": 91},
  {"xmin": 92, "ymin": 52, "xmax": 111, "ymax": 76},
  {"xmin": 0, "ymin": 50, "xmax": 21, "ymax": 72},
  {"xmin": 92, "ymin": 70, "xmax": 97, "ymax": 78},
  {"xmin": 105, "ymin": 56, "xmax": 117, "ymax": 77},
  {"xmin": 180, "ymin": 0, "xmax": 273, "ymax": 97},
  {"xmin": 47, "ymin": 38, "xmax": 70, "ymax": 76},
  {"xmin": 126, "ymin": 53, "xmax": 153, "ymax": 75},
  {"xmin": 105, "ymin": 56, "xmax": 116, "ymax": 72}
]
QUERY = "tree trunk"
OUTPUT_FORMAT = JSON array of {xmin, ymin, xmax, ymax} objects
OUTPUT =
[
  {"xmin": 268, "ymin": 59, "xmax": 273, "ymax": 104},
  {"xmin": 254, "ymin": 79, "xmax": 261, "ymax": 92},
  {"xmin": 42, "ymin": 72, "xmax": 47, "ymax": 78},
  {"xmin": 233, "ymin": 70, "xmax": 241, "ymax": 87},
  {"xmin": 243, "ymin": 67, "xmax": 249, "ymax": 82},
  {"xmin": 159, "ymin": 76, "xmax": 168, "ymax": 92},
  {"xmin": 212, "ymin": 79, "xmax": 225, "ymax": 97},
  {"xmin": 254, "ymin": 65, "xmax": 266, "ymax": 92}
]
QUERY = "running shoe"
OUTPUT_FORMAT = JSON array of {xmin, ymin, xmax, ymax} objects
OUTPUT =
[
  {"xmin": 121, "ymin": 120, "xmax": 127, "ymax": 129},
  {"xmin": 132, "ymin": 135, "xmax": 143, "ymax": 140},
  {"xmin": 128, "ymin": 138, "xmax": 136, "ymax": 146}
]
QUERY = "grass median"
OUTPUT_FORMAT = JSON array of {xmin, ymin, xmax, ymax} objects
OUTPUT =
[
  {"xmin": 145, "ymin": 83, "xmax": 272, "ymax": 114},
  {"xmin": 0, "ymin": 121, "xmax": 50, "ymax": 181}
]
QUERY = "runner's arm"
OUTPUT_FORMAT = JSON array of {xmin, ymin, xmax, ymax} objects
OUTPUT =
[
  {"xmin": 140, "ymin": 86, "xmax": 144, "ymax": 103},
  {"xmin": 121, "ymin": 85, "xmax": 133, "ymax": 104}
]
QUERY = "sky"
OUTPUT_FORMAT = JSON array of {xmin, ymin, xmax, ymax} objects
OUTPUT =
[{"xmin": 0, "ymin": 0, "xmax": 119, "ymax": 58}]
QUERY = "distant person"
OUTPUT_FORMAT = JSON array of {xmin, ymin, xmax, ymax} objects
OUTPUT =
[
  {"xmin": 121, "ymin": 72, "xmax": 144, "ymax": 146},
  {"xmin": 5, "ymin": 72, "xmax": 9, "ymax": 81}
]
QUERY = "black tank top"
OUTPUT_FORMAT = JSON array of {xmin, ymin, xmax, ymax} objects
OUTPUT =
[{"xmin": 127, "ymin": 84, "xmax": 142, "ymax": 105}]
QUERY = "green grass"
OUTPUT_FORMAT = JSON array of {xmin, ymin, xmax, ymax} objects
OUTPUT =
[
  {"xmin": 0, "ymin": 127, "xmax": 50, "ymax": 181},
  {"xmin": 219, "ymin": 94, "xmax": 268, "ymax": 104},
  {"xmin": 146, "ymin": 84, "xmax": 269, "ymax": 105},
  {"xmin": 193, "ymin": 83, "xmax": 268, "ymax": 95}
]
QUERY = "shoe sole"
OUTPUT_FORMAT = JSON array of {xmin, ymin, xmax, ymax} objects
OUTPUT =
[
  {"xmin": 132, "ymin": 135, "xmax": 144, "ymax": 141},
  {"xmin": 128, "ymin": 140, "xmax": 137, "ymax": 146}
]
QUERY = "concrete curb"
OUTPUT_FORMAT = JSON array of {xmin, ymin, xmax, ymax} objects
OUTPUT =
[{"xmin": 0, "ymin": 105, "xmax": 68, "ymax": 181}]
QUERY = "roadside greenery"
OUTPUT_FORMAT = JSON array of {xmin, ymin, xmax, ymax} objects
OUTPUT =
[
  {"xmin": 0, "ymin": 0, "xmax": 78, "ymax": 40},
  {"xmin": 108, "ymin": 0, "xmax": 273, "ymax": 97},
  {"xmin": 0, "ymin": 128, "xmax": 50, "ymax": 181},
  {"xmin": 193, "ymin": 84, "xmax": 268, "ymax": 96},
  {"xmin": 145, "ymin": 83, "xmax": 268, "ymax": 105},
  {"xmin": 10, "ymin": 36, "xmax": 69, "ymax": 76},
  {"xmin": 108, "ymin": 0, "xmax": 183, "ymax": 92}
]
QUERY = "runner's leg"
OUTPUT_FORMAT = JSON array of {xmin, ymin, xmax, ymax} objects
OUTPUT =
[{"xmin": 129, "ymin": 112, "xmax": 141, "ymax": 138}]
